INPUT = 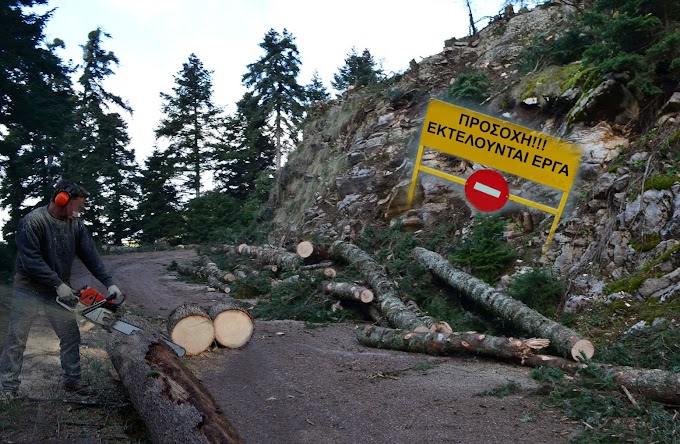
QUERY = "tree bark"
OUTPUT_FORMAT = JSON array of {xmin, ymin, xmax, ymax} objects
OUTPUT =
[
  {"xmin": 330, "ymin": 241, "xmax": 432, "ymax": 331},
  {"xmin": 296, "ymin": 241, "xmax": 331, "ymax": 263},
  {"xmin": 177, "ymin": 263, "xmax": 232, "ymax": 294},
  {"xmin": 208, "ymin": 301, "xmax": 254, "ymax": 349},
  {"xmin": 517, "ymin": 354, "xmax": 680, "ymax": 405},
  {"xmin": 106, "ymin": 314, "xmax": 244, "ymax": 444},
  {"xmin": 356, "ymin": 325, "xmax": 549, "ymax": 360},
  {"xmin": 320, "ymin": 281, "xmax": 374, "ymax": 303},
  {"xmin": 167, "ymin": 304, "xmax": 215, "ymax": 356},
  {"xmin": 237, "ymin": 244, "xmax": 302, "ymax": 269},
  {"xmin": 412, "ymin": 247, "xmax": 594, "ymax": 361}
]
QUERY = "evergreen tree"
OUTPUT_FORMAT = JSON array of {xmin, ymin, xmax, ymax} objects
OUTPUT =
[
  {"xmin": 0, "ymin": 0, "xmax": 74, "ymax": 245},
  {"xmin": 304, "ymin": 70, "xmax": 330, "ymax": 105},
  {"xmin": 213, "ymin": 92, "xmax": 276, "ymax": 198},
  {"xmin": 63, "ymin": 28, "xmax": 137, "ymax": 244},
  {"xmin": 156, "ymin": 53, "xmax": 222, "ymax": 199},
  {"xmin": 331, "ymin": 47, "xmax": 383, "ymax": 92},
  {"xmin": 132, "ymin": 148, "xmax": 184, "ymax": 244},
  {"xmin": 241, "ymin": 28, "xmax": 306, "ymax": 199}
]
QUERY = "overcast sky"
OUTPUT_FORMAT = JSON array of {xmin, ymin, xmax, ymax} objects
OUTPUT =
[{"xmin": 38, "ymin": 0, "xmax": 509, "ymax": 164}]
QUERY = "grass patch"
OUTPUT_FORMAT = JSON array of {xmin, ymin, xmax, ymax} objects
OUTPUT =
[{"xmin": 480, "ymin": 380, "xmax": 522, "ymax": 398}]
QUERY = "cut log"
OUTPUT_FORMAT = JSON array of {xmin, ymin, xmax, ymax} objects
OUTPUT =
[
  {"xmin": 330, "ymin": 241, "xmax": 433, "ymax": 331},
  {"xmin": 167, "ymin": 304, "xmax": 215, "ymax": 356},
  {"xmin": 106, "ymin": 313, "xmax": 244, "ymax": 444},
  {"xmin": 176, "ymin": 259, "xmax": 231, "ymax": 293},
  {"xmin": 208, "ymin": 301, "xmax": 254, "ymax": 348},
  {"xmin": 412, "ymin": 247, "xmax": 594, "ymax": 361},
  {"xmin": 356, "ymin": 325, "xmax": 549, "ymax": 360},
  {"xmin": 299, "ymin": 260, "xmax": 334, "ymax": 271},
  {"xmin": 296, "ymin": 241, "xmax": 331, "ymax": 263},
  {"xmin": 516, "ymin": 354, "xmax": 680, "ymax": 405},
  {"xmin": 320, "ymin": 281, "xmax": 374, "ymax": 303},
  {"xmin": 237, "ymin": 244, "xmax": 302, "ymax": 270},
  {"xmin": 323, "ymin": 268, "xmax": 337, "ymax": 278}
]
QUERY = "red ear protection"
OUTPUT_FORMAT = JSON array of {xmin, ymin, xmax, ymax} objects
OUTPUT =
[{"xmin": 55, "ymin": 190, "xmax": 70, "ymax": 207}]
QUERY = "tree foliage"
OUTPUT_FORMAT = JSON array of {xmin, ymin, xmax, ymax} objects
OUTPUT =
[
  {"xmin": 0, "ymin": 0, "xmax": 74, "ymax": 246},
  {"xmin": 63, "ymin": 28, "xmax": 137, "ymax": 244},
  {"xmin": 331, "ymin": 47, "xmax": 383, "ymax": 92},
  {"xmin": 132, "ymin": 148, "xmax": 184, "ymax": 244},
  {"xmin": 241, "ymin": 28, "xmax": 306, "ymax": 198},
  {"xmin": 156, "ymin": 53, "xmax": 222, "ymax": 199},
  {"xmin": 517, "ymin": 0, "xmax": 680, "ymax": 98},
  {"xmin": 213, "ymin": 92, "xmax": 275, "ymax": 198}
]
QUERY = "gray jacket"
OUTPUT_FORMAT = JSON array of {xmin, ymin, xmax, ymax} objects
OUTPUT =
[{"xmin": 14, "ymin": 206, "xmax": 113, "ymax": 293}]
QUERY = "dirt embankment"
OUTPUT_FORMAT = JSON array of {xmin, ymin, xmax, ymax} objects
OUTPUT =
[{"xmin": 1, "ymin": 249, "xmax": 582, "ymax": 443}]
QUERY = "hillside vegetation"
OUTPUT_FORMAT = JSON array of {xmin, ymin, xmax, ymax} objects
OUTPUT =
[{"xmin": 214, "ymin": 1, "xmax": 679, "ymax": 441}]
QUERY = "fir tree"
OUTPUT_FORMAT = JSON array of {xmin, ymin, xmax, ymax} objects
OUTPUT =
[
  {"xmin": 331, "ymin": 47, "xmax": 383, "ymax": 92},
  {"xmin": 305, "ymin": 70, "xmax": 330, "ymax": 105},
  {"xmin": 213, "ymin": 92, "xmax": 275, "ymax": 198},
  {"xmin": 0, "ymin": 0, "xmax": 74, "ymax": 245},
  {"xmin": 156, "ymin": 53, "xmax": 222, "ymax": 199},
  {"xmin": 63, "ymin": 28, "xmax": 137, "ymax": 244},
  {"xmin": 132, "ymin": 148, "xmax": 184, "ymax": 244},
  {"xmin": 241, "ymin": 28, "xmax": 306, "ymax": 200}
]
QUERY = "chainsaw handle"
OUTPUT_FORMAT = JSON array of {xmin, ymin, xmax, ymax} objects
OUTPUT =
[{"xmin": 106, "ymin": 292, "xmax": 126, "ymax": 307}]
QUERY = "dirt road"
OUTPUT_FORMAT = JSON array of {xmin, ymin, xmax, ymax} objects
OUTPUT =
[{"xmin": 4, "ymin": 249, "xmax": 582, "ymax": 443}]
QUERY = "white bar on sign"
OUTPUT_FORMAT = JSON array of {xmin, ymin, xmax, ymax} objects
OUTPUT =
[{"xmin": 473, "ymin": 182, "xmax": 501, "ymax": 198}]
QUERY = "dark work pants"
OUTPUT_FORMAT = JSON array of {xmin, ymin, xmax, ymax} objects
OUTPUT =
[{"xmin": 0, "ymin": 286, "xmax": 81, "ymax": 392}]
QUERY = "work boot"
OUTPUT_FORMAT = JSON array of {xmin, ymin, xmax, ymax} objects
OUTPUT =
[{"xmin": 62, "ymin": 381, "xmax": 94, "ymax": 396}]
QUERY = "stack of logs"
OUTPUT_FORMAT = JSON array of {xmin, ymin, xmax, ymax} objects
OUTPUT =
[
  {"xmin": 174, "ymin": 240, "xmax": 680, "ymax": 406},
  {"xmin": 106, "ymin": 239, "xmax": 680, "ymax": 442},
  {"xmin": 167, "ymin": 301, "xmax": 254, "ymax": 355}
]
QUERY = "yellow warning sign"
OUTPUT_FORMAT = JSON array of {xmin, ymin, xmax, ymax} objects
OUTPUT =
[
  {"xmin": 420, "ymin": 99, "xmax": 582, "ymax": 191},
  {"xmin": 408, "ymin": 99, "xmax": 584, "ymax": 255}
]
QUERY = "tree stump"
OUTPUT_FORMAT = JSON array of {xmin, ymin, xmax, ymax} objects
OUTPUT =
[
  {"xmin": 208, "ymin": 301, "xmax": 254, "ymax": 348},
  {"xmin": 167, "ymin": 304, "xmax": 215, "ymax": 356}
]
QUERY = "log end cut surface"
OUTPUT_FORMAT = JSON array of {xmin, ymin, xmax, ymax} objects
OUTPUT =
[
  {"xmin": 170, "ymin": 315, "xmax": 215, "ymax": 356},
  {"xmin": 214, "ymin": 311, "xmax": 254, "ymax": 348},
  {"xmin": 571, "ymin": 338, "xmax": 595, "ymax": 361}
]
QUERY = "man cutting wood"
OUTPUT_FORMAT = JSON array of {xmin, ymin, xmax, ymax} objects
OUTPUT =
[{"xmin": 0, "ymin": 179, "xmax": 122, "ymax": 401}]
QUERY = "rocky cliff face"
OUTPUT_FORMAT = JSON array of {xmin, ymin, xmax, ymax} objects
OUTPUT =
[{"xmin": 272, "ymin": 2, "xmax": 680, "ymax": 324}]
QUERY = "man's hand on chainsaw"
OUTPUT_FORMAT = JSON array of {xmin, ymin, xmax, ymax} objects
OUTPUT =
[
  {"xmin": 108, "ymin": 284, "xmax": 122, "ymax": 300},
  {"xmin": 56, "ymin": 283, "xmax": 78, "ymax": 304}
]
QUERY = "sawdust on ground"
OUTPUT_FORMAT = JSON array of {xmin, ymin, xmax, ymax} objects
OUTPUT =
[{"xmin": 0, "ymin": 249, "xmax": 583, "ymax": 443}]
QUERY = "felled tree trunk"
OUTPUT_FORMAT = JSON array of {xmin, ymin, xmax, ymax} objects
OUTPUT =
[
  {"xmin": 177, "ymin": 263, "xmax": 231, "ymax": 294},
  {"xmin": 167, "ymin": 304, "xmax": 215, "ymax": 356},
  {"xmin": 208, "ymin": 301, "xmax": 254, "ymax": 349},
  {"xmin": 517, "ymin": 354, "xmax": 680, "ymax": 405},
  {"xmin": 412, "ymin": 247, "xmax": 594, "ymax": 361},
  {"xmin": 296, "ymin": 241, "xmax": 331, "ymax": 264},
  {"xmin": 356, "ymin": 325, "xmax": 549, "ymax": 360},
  {"xmin": 106, "ymin": 314, "xmax": 244, "ymax": 444},
  {"xmin": 237, "ymin": 244, "xmax": 302, "ymax": 269},
  {"xmin": 320, "ymin": 281, "xmax": 374, "ymax": 303},
  {"xmin": 330, "ymin": 241, "xmax": 433, "ymax": 331}
]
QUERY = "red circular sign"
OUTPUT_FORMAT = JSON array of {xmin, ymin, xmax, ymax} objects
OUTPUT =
[{"xmin": 464, "ymin": 169, "xmax": 509, "ymax": 212}]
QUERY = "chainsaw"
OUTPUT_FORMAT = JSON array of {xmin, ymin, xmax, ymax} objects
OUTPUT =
[{"xmin": 56, "ymin": 286, "xmax": 186, "ymax": 357}]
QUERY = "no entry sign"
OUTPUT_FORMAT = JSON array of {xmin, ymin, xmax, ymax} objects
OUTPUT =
[{"xmin": 464, "ymin": 169, "xmax": 509, "ymax": 212}]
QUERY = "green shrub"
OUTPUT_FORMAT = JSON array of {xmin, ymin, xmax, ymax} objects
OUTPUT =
[
  {"xmin": 506, "ymin": 268, "xmax": 565, "ymax": 318},
  {"xmin": 449, "ymin": 215, "xmax": 515, "ymax": 283},
  {"xmin": 444, "ymin": 70, "xmax": 490, "ymax": 104},
  {"xmin": 644, "ymin": 174, "xmax": 680, "ymax": 191}
]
